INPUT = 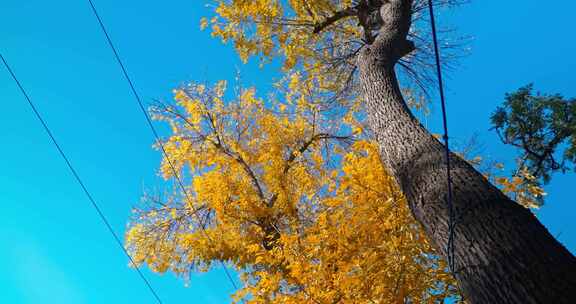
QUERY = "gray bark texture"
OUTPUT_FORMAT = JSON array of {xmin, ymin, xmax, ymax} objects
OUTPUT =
[{"xmin": 357, "ymin": 1, "xmax": 576, "ymax": 303}]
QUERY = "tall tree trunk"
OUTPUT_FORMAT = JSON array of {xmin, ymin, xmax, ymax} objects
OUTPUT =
[{"xmin": 357, "ymin": 1, "xmax": 576, "ymax": 303}]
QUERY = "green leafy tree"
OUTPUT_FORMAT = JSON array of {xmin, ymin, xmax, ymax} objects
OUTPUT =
[{"xmin": 492, "ymin": 84, "xmax": 576, "ymax": 184}]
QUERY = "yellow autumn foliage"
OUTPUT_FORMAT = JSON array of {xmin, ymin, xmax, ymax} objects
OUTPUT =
[
  {"xmin": 488, "ymin": 165, "xmax": 546, "ymax": 209},
  {"xmin": 201, "ymin": 0, "xmax": 464, "ymax": 109},
  {"xmin": 125, "ymin": 82, "xmax": 459, "ymax": 303},
  {"xmin": 202, "ymin": 0, "xmax": 369, "ymax": 108}
]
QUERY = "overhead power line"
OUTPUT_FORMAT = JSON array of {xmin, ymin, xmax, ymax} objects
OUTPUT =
[
  {"xmin": 427, "ymin": 0, "xmax": 456, "ymax": 273},
  {"xmin": 0, "ymin": 53, "xmax": 163, "ymax": 304},
  {"xmin": 85, "ymin": 0, "xmax": 240, "ymax": 292}
]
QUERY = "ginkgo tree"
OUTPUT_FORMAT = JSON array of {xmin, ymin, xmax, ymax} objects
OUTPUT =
[
  {"xmin": 197, "ymin": 0, "xmax": 576, "ymax": 303},
  {"xmin": 125, "ymin": 82, "xmax": 461, "ymax": 303}
]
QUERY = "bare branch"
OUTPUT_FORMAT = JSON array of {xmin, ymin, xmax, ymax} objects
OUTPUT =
[{"xmin": 313, "ymin": 7, "xmax": 357, "ymax": 34}]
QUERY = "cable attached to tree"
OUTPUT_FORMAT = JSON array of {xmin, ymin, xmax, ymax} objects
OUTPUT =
[
  {"xmin": 426, "ymin": 0, "xmax": 456, "ymax": 273},
  {"xmin": 85, "ymin": 0, "xmax": 241, "ymax": 293},
  {"xmin": 0, "ymin": 53, "xmax": 164, "ymax": 304}
]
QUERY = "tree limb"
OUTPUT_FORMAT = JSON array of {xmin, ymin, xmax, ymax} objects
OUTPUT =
[{"xmin": 313, "ymin": 7, "xmax": 357, "ymax": 34}]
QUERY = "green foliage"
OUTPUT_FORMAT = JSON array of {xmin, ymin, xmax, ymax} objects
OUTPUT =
[{"xmin": 491, "ymin": 84, "xmax": 576, "ymax": 185}]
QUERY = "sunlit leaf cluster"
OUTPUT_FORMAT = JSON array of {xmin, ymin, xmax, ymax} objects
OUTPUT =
[
  {"xmin": 125, "ymin": 82, "xmax": 459, "ymax": 303},
  {"xmin": 203, "ymin": 0, "xmax": 466, "ymax": 103},
  {"xmin": 476, "ymin": 159, "xmax": 547, "ymax": 209}
]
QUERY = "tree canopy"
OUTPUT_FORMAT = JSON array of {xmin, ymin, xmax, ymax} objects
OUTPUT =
[
  {"xmin": 125, "ymin": 83, "xmax": 459, "ymax": 303},
  {"xmin": 491, "ymin": 84, "xmax": 576, "ymax": 185},
  {"xmin": 125, "ymin": 1, "xmax": 575, "ymax": 303},
  {"xmin": 203, "ymin": 0, "xmax": 464, "ymax": 106}
]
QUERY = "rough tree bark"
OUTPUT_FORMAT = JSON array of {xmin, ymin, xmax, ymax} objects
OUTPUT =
[{"xmin": 357, "ymin": 1, "xmax": 576, "ymax": 302}]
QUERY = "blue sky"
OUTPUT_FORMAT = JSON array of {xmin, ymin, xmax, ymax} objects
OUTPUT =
[{"xmin": 1, "ymin": 1, "xmax": 574, "ymax": 303}]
